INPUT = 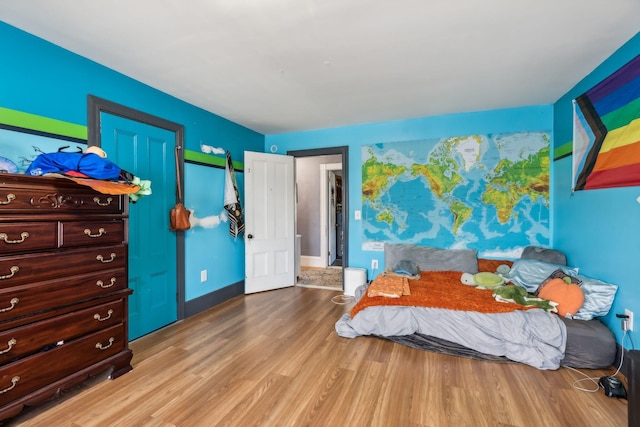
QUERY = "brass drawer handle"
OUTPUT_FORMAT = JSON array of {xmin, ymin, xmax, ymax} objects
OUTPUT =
[
  {"xmin": 0, "ymin": 298, "xmax": 19, "ymax": 312},
  {"xmin": 0, "ymin": 194, "xmax": 15, "ymax": 205},
  {"xmin": 93, "ymin": 196, "xmax": 113, "ymax": 207},
  {"xmin": 96, "ymin": 253, "xmax": 116, "ymax": 263},
  {"xmin": 0, "ymin": 338, "xmax": 17, "ymax": 355},
  {"xmin": 0, "ymin": 376, "xmax": 19, "ymax": 395},
  {"xmin": 94, "ymin": 309, "xmax": 114, "ymax": 322},
  {"xmin": 0, "ymin": 266, "xmax": 19, "ymax": 280},
  {"xmin": 84, "ymin": 228, "xmax": 106, "ymax": 238},
  {"xmin": 96, "ymin": 277, "xmax": 117, "ymax": 288},
  {"xmin": 96, "ymin": 337, "xmax": 115, "ymax": 350},
  {"xmin": 0, "ymin": 232, "xmax": 29, "ymax": 244}
]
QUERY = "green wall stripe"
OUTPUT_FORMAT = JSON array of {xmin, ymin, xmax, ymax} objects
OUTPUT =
[
  {"xmin": 554, "ymin": 141, "xmax": 573, "ymax": 160},
  {"xmin": 184, "ymin": 149, "xmax": 244, "ymax": 171},
  {"xmin": 0, "ymin": 107, "xmax": 87, "ymax": 140}
]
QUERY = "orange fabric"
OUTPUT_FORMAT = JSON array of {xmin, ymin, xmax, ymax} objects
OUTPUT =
[
  {"xmin": 592, "ymin": 139, "xmax": 640, "ymax": 171},
  {"xmin": 69, "ymin": 178, "xmax": 140, "ymax": 195},
  {"xmin": 350, "ymin": 270, "xmax": 533, "ymax": 319},
  {"xmin": 477, "ymin": 258, "xmax": 513, "ymax": 272},
  {"xmin": 47, "ymin": 173, "xmax": 141, "ymax": 195},
  {"xmin": 403, "ymin": 278, "xmax": 411, "ymax": 296},
  {"xmin": 367, "ymin": 274, "xmax": 410, "ymax": 298}
]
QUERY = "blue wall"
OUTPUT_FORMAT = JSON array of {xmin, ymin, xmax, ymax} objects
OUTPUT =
[
  {"xmin": 5, "ymin": 20, "xmax": 639, "ymax": 349},
  {"xmin": 0, "ymin": 22, "xmax": 263, "ymax": 301},
  {"xmin": 553, "ymin": 32, "xmax": 640, "ymax": 347},
  {"xmin": 266, "ymin": 106, "xmax": 553, "ymax": 278}
]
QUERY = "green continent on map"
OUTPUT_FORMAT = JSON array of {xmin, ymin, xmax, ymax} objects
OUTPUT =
[
  {"xmin": 410, "ymin": 140, "xmax": 462, "ymax": 198},
  {"xmin": 450, "ymin": 201, "xmax": 473, "ymax": 234},
  {"xmin": 376, "ymin": 210, "xmax": 394, "ymax": 226},
  {"xmin": 482, "ymin": 146, "xmax": 549, "ymax": 223},
  {"xmin": 362, "ymin": 152, "xmax": 407, "ymax": 203}
]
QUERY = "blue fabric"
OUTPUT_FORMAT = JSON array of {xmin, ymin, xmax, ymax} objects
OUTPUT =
[
  {"xmin": 25, "ymin": 152, "xmax": 121, "ymax": 180},
  {"xmin": 507, "ymin": 258, "xmax": 579, "ymax": 294},
  {"xmin": 573, "ymin": 275, "xmax": 618, "ymax": 321}
]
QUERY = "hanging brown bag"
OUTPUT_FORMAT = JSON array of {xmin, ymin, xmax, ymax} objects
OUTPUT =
[{"xmin": 170, "ymin": 146, "xmax": 191, "ymax": 231}]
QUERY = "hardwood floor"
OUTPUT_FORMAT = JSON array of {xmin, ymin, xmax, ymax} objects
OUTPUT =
[{"xmin": 6, "ymin": 287, "xmax": 628, "ymax": 426}]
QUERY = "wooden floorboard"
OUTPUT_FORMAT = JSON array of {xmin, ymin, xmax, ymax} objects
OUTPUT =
[{"xmin": 5, "ymin": 286, "xmax": 628, "ymax": 426}]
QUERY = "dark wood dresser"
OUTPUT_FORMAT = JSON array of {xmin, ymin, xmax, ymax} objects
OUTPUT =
[{"xmin": 0, "ymin": 174, "xmax": 133, "ymax": 421}]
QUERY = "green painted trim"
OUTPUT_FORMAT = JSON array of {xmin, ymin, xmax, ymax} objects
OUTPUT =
[
  {"xmin": 554, "ymin": 141, "xmax": 572, "ymax": 160},
  {"xmin": 184, "ymin": 149, "xmax": 243, "ymax": 171},
  {"xmin": 0, "ymin": 107, "xmax": 87, "ymax": 140}
]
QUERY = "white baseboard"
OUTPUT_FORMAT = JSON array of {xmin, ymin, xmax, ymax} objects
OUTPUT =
[{"xmin": 301, "ymin": 256, "xmax": 325, "ymax": 268}]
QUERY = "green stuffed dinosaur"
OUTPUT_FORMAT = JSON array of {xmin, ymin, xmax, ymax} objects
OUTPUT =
[{"xmin": 492, "ymin": 285, "xmax": 559, "ymax": 313}]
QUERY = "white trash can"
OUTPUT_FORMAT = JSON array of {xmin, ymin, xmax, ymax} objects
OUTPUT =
[{"xmin": 344, "ymin": 267, "xmax": 367, "ymax": 296}]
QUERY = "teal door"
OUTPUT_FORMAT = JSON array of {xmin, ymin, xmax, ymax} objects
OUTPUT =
[{"xmin": 100, "ymin": 113, "xmax": 178, "ymax": 340}]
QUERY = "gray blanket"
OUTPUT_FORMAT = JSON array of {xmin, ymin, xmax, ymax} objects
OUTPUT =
[{"xmin": 335, "ymin": 286, "xmax": 567, "ymax": 370}]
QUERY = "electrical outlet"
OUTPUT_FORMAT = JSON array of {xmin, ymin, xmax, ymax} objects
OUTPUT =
[
  {"xmin": 371, "ymin": 259, "xmax": 378, "ymax": 270},
  {"xmin": 200, "ymin": 270, "xmax": 207, "ymax": 283},
  {"xmin": 625, "ymin": 309, "xmax": 634, "ymax": 332}
]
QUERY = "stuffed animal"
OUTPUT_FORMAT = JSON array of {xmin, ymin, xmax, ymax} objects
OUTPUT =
[
  {"xmin": 460, "ymin": 271, "xmax": 505, "ymax": 289},
  {"xmin": 493, "ymin": 285, "xmax": 559, "ymax": 312},
  {"xmin": 538, "ymin": 278, "xmax": 584, "ymax": 317}
]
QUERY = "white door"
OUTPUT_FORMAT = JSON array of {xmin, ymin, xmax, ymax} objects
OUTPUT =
[
  {"xmin": 244, "ymin": 151, "xmax": 295, "ymax": 294},
  {"xmin": 328, "ymin": 170, "xmax": 337, "ymax": 266}
]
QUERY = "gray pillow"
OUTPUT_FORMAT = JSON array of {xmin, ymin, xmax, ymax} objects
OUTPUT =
[
  {"xmin": 521, "ymin": 246, "xmax": 567, "ymax": 265},
  {"xmin": 384, "ymin": 243, "xmax": 478, "ymax": 273}
]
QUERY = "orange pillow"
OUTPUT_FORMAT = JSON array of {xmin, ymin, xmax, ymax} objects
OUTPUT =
[{"xmin": 538, "ymin": 278, "xmax": 584, "ymax": 317}]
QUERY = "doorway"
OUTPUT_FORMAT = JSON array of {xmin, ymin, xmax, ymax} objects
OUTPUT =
[
  {"xmin": 288, "ymin": 147, "xmax": 348, "ymax": 291},
  {"xmin": 322, "ymin": 163, "xmax": 343, "ymax": 267}
]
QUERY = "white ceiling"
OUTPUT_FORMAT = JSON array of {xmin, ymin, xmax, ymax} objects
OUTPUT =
[{"xmin": 1, "ymin": 0, "xmax": 639, "ymax": 135}]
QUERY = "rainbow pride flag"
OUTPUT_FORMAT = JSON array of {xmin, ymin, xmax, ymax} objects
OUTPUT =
[{"xmin": 572, "ymin": 54, "xmax": 640, "ymax": 191}]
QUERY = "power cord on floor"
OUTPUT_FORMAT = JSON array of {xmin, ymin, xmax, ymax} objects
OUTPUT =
[
  {"xmin": 331, "ymin": 294, "xmax": 355, "ymax": 305},
  {"xmin": 565, "ymin": 329, "xmax": 628, "ymax": 393}
]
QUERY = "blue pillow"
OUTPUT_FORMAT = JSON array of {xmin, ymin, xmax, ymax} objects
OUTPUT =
[
  {"xmin": 506, "ymin": 258, "xmax": 579, "ymax": 294},
  {"xmin": 573, "ymin": 275, "xmax": 618, "ymax": 321}
]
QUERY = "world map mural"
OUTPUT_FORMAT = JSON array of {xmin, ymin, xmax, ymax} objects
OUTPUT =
[{"xmin": 362, "ymin": 131, "xmax": 550, "ymax": 258}]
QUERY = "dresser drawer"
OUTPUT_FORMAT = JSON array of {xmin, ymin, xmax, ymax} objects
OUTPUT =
[
  {"xmin": 0, "ymin": 244, "xmax": 126, "ymax": 287},
  {"xmin": 0, "ymin": 187, "xmax": 123, "ymax": 214},
  {"xmin": 0, "ymin": 299, "xmax": 124, "ymax": 363},
  {"xmin": 60, "ymin": 220, "xmax": 125, "ymax": 247},
  {"xmin": 0, "ymin": 269, "xmax": 127, "ymax": 323},
  {"xmin": 0, "ymin": 222, "xmax": 58, "ymax": 254},
  {"xmin": 0, "ymin": 324, "xmax": 125, "ymax": 406}
]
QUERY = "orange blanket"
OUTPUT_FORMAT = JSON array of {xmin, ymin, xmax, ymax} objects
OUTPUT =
[{"xmin": 350, "ymin": 270, "xmax": 532, "ymax": 319}]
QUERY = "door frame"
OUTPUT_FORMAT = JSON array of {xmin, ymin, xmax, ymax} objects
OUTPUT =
[
  {"xmin": 287, "ymin": 146, "xmax": 349, "ymax": 270},
  {"xmin": 87, "ymin": 95, "xmax": 186, "ymax": 322},
  {"xmin": 320, "ymin": 163, "xmax": 342, "ymax": 267}
]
